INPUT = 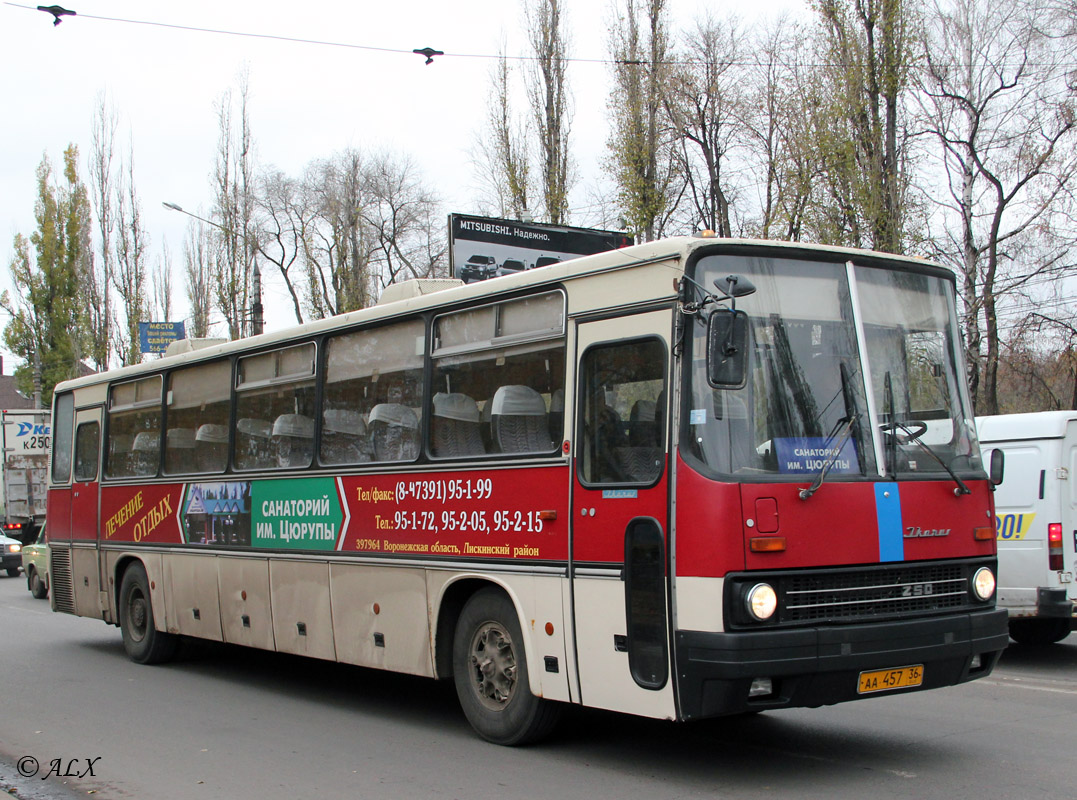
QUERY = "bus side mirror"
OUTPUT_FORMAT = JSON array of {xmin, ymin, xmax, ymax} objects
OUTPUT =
[
  {"xmin": 707, "ymin": 309, "xmax": 748, "ymax": 389},
  {"xmin": 989, "ymin": 448, "xmax": 1004, "ymax": 487}
]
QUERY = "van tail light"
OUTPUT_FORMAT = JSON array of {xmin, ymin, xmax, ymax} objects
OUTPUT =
[{"xmin": 1048, "ymin": 523, "xmax": 1064, "ymax": 571}]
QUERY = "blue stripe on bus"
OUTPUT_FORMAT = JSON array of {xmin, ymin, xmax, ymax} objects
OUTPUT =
[{"xmin": 874, "ymin": 483, "xmax": 904, "ymax": 562}]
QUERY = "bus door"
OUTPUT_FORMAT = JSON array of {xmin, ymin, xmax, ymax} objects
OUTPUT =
[
  {"xmin": 571, "ymin": 312, "xmax": 675, "ymax": 718},
  {"xmin": 69, "ymin": 406, "xmax": 104, "ymax": 618}
]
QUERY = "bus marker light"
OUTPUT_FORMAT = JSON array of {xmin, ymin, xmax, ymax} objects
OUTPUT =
[
  {"xmin": 562, "ymin": 440, "xmax": 570, "ymax": 454},
  {"xmin": 538, "ymin": 510, "xmax": 557, "ymax": 521},
  {"xmin": 973, "ymin": 526, "xmax": 993, "ymax": 541},
  {"xmin": 545, "ymin": 622, "xmax": 554, "ymax": 636},
  {"xmin": 750, "ymin": 537, "xmax": 786, "ymax": 553},
  {"xmin": 373, "ymin": 603, "xmax": 381, "ymax": 615}
]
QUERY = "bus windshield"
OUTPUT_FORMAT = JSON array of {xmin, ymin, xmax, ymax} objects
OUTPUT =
[{"xmin": 686, "ymin": 253, "xmax": 982, "ymax": 481}]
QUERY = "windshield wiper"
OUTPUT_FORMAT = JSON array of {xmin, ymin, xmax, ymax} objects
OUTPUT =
[
  {"xmin": 886, "ymin": 423, "xmax": 971, "ymax": 496},
  {"xmin": 798, "ymin": 417, "xmax": 856, "ymax": 500},
  {"xmin": 800, "ymin": 363, "xmax": 859, "ymax": 500}
]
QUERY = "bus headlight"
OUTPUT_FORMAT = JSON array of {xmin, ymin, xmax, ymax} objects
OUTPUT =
[
  {"xmin": 971, "ymin": 567, "xmax": 996, "ymax": 601},
  {"xmin": 746, "ymin": 583, "xmax": 778, "ymax": 621}
]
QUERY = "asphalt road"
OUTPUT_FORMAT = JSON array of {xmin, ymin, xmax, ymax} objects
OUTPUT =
[{"xmin": 0, "ymin": 572, "xmax": 1073, "ymax": 800}]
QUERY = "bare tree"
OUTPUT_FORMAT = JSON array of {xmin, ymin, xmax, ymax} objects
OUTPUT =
[
  {"xmin": 152, "ymin": 246, "xmax": 173, "ymax": 322},
  {"xmin": 526, "ymin": 0, "xmax": 574, "ymax": 224},
  {"xmin": 918, "ymin": 0, "xmax": 1077, "ymax": 412},
  {"xmin": 606, "ymin": 0, "xmax": 681, "ymax": 242},
  {"xmin": 814, "ymin": 0, "xmax": 914, "ymax": 253},
  {"xmin": 742, "ymin": 16, "xmax": 820, "ymax": 240},
  {"xmin": 114, "ymin": 148, "xmax": 149, "ymax": 365},
  {"xmin": 665, "ymin": 12, "xmax": 744, "ymax": 236},
  {"xmin": 255, "ymin": 168, "xmax": 306, "ymax": 324},
  {"xmin": 363, "ymin": 151, "xmax": 447, "ymax": 293},
  {"xmin": 183, "ymin": 223, "xmax": 213, "ymax": 339},
  {"xmin": 473, "ymin": 52, "xmax": 532, "ymax": 219},
  {"xmin": 211, "ymin": 72, "xmax": 256, "ymax": 339},
  {"xmin": 88, "ymin": 93, "xmax": 118, "ymax": 370}
]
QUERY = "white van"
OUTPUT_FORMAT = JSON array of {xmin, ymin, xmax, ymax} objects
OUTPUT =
[{"xmin": 976, "ymin": 412, "xmax": 1077, "ymax": 644}]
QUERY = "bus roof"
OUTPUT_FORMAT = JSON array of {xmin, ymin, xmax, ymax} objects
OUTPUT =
[{"xmin": 53, "ymin": 235, "xmax": 947, "ymax": 396}]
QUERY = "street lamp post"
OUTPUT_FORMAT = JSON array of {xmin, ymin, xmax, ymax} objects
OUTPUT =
[{"xmin": 162, "ymin": 201, "xmax": 264, "ymax": 336}]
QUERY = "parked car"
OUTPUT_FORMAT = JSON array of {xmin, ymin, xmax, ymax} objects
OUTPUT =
[
  {"xmin": 497, "ymin": 258, "xmax": 527, "ymax": 277},
  {"xmin": 21, "ymin": 523, "xmax": 47, "ymax": 599},
  {"xmin": 534, "ymin": 256, "xmax": 560, "ymax": 269},
  {"xmin": 459, "ymin": 255, "xmax": 497, "ymax": 283},
  {"xmin": 0, "ymin": 532, "xmax": 22, "ymax": 578}
]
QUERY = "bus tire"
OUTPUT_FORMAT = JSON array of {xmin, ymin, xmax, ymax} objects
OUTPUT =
[
  {"xmin": 119, "ymin": 563, "xmax": 178, "ymax": 664},
  {"xmin": 452, "ymin": 588, "xmax": 560, "ymax": 745},
  {"xmin": 28, "ymin": 567, "xmax": 47, "ymax": 599},
  {"xmin": 1008, "ymin": 618, "xmax": 1070, "ymax": 646}
]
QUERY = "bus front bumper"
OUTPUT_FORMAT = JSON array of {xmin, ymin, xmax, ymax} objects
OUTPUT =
[{"xmin": 674, "ymin": 608, "xmax": 1008, "ymax": 721}]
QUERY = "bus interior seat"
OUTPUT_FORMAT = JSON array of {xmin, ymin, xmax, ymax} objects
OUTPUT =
[
  {"xmin": 369, "ymin": 403, "xmax": 420, "ymax": 462},
  {"xmin": 195, "ymin": 423, "xmax": 229, "ymax": 472},
  {"xmin": 131, "ymin": 430, "xmax": 161, "ymax": 474},
  {"xmin": 491, "ymin": 385, "xmax": 552, "ymax": 454},
  {"xmin": 431, "ymin": 392, "xmax": 485, "ymax": 457},
  {"xmin": 321, "ymin": 408, "xmax": 371, "ymax": 465},
  {"xmin": 549, "ymin": 388, "xmax": 564, "ymax": 445},
  {"xmin": 235, "ymin": 418, "xmax": 273, "ymax": 470},
  {"xmin": 165, "ymin": 427, "xmax": 196, "ymax": 473},
  {"xmin": 614, "ymin": 399, "xmax": 663, "ymax": 482},
  {"xmin": 272, "ymin": 413, "xmax": 315, "ymax": 469}
]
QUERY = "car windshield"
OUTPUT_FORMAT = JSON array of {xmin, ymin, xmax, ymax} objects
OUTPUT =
[{"xmin": 685, "ymin": 253, "xmax": 982, "ymax": 481}]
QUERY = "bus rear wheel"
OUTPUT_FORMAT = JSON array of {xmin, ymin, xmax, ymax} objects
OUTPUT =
[
  {"xmin": 1008, "ymin": 618, "xmax": 1071, "ymax": 646},
  {"xmin": 452, "ymin": 588, "xmax": 559, "ymax": 745},
  {"xmin": 119, "ymin": 563, "xmax": 178, "ymax": 664}
]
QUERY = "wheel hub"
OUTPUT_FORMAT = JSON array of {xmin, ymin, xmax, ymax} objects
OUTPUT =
[{"xmin": 469, "ymin": 622, "xmax": 517, "ymax": 710}]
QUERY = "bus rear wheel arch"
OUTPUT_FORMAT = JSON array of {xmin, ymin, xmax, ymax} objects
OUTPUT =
[
  {"xmin": 451, "ymin": 586, "xmax": 560, "ymax": 745},
  {"xmin": 118, "ymin": 561, "xmax": 178, "ymax": 664}
]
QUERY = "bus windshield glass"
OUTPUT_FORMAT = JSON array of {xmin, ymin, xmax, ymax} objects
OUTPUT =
[{"xmin": 686, "ymin": 253, "xmax": 982, "ymax": 480}]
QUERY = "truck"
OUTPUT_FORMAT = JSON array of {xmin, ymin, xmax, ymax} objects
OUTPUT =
[
  {"xmin": 976, "ymin": 411, "xmax": 1077, "ymax": 645},
  {"xmin": 1, "ymin": 409, "xmax": 50, "ymax": 545}
]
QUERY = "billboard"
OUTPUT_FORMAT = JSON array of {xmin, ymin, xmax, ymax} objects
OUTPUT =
[
  {"xmin": 449, "ymin": 214, "xmax": 633, "ymax": 284},
  {"xmin": 139, "ymin": 322, "xmax": 186, "ymax": 354}
]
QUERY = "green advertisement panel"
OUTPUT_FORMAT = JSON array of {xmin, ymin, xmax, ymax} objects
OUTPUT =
[{"xmin": 251, "ymin": 477, "xmax": 343, "ymax": 551}]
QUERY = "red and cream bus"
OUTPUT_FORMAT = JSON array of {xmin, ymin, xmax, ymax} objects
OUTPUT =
[{"xmin": 46, "ymin": 235, "xmax": 1008, "ymax": 744}]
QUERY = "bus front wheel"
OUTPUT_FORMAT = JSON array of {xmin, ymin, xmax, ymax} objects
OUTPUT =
[
  {"xmin": 119, "ymin": 563, "xmax": 178, "ymax": 664},
  {"xmin": 452, "ymin": 588, "xmax": 559, "ymax": 745}
]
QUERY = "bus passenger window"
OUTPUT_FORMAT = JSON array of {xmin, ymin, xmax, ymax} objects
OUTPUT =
[
  {"xmin": 235, "ymin": 343, "xmax": 317, "ymax": 471},
  {"xmin": 107, "ymin": 375, "xmax": 162, "ymax": 479},
  {"xmin": 323, "ymin": 319, "xmax": 425, "ymax": 465},
  {"xmin": 430, "ymin": 292, "xmax": 565, "ymax": 459},
  {"xmin": 165, "ymin": 359, "xmax": 231, "ymax": 475}
]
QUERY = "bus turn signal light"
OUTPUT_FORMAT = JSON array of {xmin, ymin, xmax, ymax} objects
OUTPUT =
[
  {"xmin": 538, "ymin": 510, "xmax": 557, "ymax": 521},
  {"xmin": 750, "ymin": 536, "xmax": 787, "ymax": 553},
  {"xmin": 1048, "ymin": 523, "xmax": 1064, "ymax": 570},
  {"xmin": 973, "ymin": 526, "xmax": 994, "ymax": 541}
]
